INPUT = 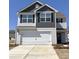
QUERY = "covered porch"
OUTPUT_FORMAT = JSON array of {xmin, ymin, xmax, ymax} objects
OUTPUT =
[{"xmin": 57, "ymin": 29, "xmax": 68, "ymax": 44}]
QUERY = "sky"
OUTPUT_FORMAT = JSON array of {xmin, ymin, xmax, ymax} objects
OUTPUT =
[{"xmin": 9, "ymin": 0, "xmax": 69, "ymax": 30}]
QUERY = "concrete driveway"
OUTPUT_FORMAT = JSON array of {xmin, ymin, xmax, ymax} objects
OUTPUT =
[{"xmin": 9, "ymin": 45, "xmax": 59, "ymax": 59}]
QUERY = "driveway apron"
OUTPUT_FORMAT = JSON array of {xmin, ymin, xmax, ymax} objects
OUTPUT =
[{"xmin": 9, "ymin": 45, "xmax": 59, "ymax": 59}]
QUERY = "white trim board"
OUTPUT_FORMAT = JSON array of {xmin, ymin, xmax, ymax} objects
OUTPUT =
[{"xmin": 37, "ymin": 28, "xmax": 56, "ymax": 31}]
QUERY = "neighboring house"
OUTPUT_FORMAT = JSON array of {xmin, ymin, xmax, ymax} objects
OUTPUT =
[
  {"xmin": 15, "ymin": 1, "xmax": 67, "ymax": 45},
  {"xmin": 9, "ymin": 30, "xmax": 15, "ymax": 40},
  {"xmin": 9, "ymin": 30, "xmax": 15, "ymax": 44},
  {"xmin": 67, "ymin": 30, "xmax": 69, "ymax": 43}
]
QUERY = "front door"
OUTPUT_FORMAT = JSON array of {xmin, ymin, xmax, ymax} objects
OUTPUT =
[{"xmin": 57, "ymin": 33, "xmax": 62, "ymax": 44}]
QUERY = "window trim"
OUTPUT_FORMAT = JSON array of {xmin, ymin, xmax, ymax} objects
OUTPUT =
[{"xmin": 40, "ymin": 12, "xmax": 51, "ymax": 22}]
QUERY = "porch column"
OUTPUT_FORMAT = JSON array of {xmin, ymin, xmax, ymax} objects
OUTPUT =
[
  {"xmin": 54, "ymin": 12, "xmax": 56, "ymax": 28},
  {"xmin": 35, "ymin": 12, "xmax": 36, "ymax": 26},
  {"xmin": 15, "ymin": 29, "xmax": 21, "ymax": 45},
  {"xmin": 54, "ymin": 12, "xmax": 57, "ymax": 44},
  {"xmin": 51, "ymin": 28, "xmax": 57, "ymax": 44}
]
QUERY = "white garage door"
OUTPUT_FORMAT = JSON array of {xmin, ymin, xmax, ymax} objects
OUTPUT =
[{"xmin": 22, "ymin": 31, "xmax": 51, "ymax": 44}]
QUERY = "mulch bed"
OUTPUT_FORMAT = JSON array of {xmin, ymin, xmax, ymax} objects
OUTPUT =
[
  {"xmin": 9, "ymin": 44, "xmax": 19, "ymax": 50},
  {"xmin": 9, "ymin": 44, "xmax": 18, "ymax": 47}
]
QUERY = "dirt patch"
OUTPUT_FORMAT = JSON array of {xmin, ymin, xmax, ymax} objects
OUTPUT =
[
  {"xmin": 53, "ymin": 44, "xmax": 69, "ymax": 59},
  {"xmin": 55, "ymin": 49, "xmax": 69, "ymax": 59}
]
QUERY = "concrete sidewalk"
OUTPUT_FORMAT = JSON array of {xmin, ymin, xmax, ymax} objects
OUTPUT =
[{"xmin": 9, "ymin": 45, "xmax": 59, "ymax": 59}]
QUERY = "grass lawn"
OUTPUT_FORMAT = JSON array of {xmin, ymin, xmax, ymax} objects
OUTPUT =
[{"xmin": 53, "ymin": 44, "xmax": 69, "ymax": 59}]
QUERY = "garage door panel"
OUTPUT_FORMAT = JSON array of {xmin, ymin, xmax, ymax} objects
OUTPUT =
[
  {"xmin": 22, "ymin": 32, "xmax": 41, "ymax": 37},
  {"xmin": 37, "ymin": 34, "xmax": 51, "ymax": 41}
]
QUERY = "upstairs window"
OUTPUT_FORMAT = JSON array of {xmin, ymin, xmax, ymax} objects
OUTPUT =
[
  {"xmin": 40, "ymin": 13, "xmax": 45, "ymax": 22},
  {"xmin": 56, "ymin": 18, "xmax": 64, "ymax": 23},
  {"xmin": 20, "ymin": 15, "xmax": 33, "ymax": 23},
  {"xmin": 21, "ymin": 15, "xmax": 27, "ymax": 23},
  {"xmin": 28, "ymin": 15, "xmax": 33, "ymax": 23},
  {"xmin": 40, "ymin": 13, "xmax": 51, "ymax": 22},
  {"xmin": 46, "ymin": 13, "xmax": 51, "ymax": 21}
]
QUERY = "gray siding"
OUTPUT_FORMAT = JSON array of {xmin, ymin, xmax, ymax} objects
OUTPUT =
[
  {"xmin": 36, "ymin": 22, "xmax": 55, "ymax": 28},
  {"xmin": 36, "ymin": 6, "xmax": 56, "ymax": 28},
  {"xmin": 34, "ymin": 5, "xmax": 56, "ymax": 28},
  {"xmin": 36, "ymin": 13, "xmax": 55, "ymax": 28}
]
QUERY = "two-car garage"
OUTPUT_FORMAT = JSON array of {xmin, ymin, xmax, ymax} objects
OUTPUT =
[
  {"xmin": 21, "ymin": 31, "xmax": 51, "ymax": 44},
  {"xmin": 16, "ymin": 28, "xmax": 57, "ymax": 45}
]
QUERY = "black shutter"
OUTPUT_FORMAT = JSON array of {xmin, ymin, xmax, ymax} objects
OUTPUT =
[
  {"xmin": 20, "ymin": 15, "xmax": 22, "ymax": 23},
  {"xmin": 38, "ymin": 13, "xmax": 40, "ymax": 23},
  {"xmin": 33, "ymin": 15, "xmax": 34, "ymax": 23},
  {"xmin": 51, "ymin": 13, "xmax": 53, "ymax": 22}
]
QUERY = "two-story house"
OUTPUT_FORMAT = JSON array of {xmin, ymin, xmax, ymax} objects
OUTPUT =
[{"xmin": 15, "ymin": 1, "xmax": 67, "ymax": 45}]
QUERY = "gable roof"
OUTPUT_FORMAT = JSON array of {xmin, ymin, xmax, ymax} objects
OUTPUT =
[
  {"xmin": 17, "ymin": 1, "xmax": 59, "ymax": 14},
  {"xmin": 17, "ymin": 1, "xmax": 44, "ymax": 14},
  {"xmin": 35, "ymin": 4, "xmax": 58, "ymax": 12}
]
